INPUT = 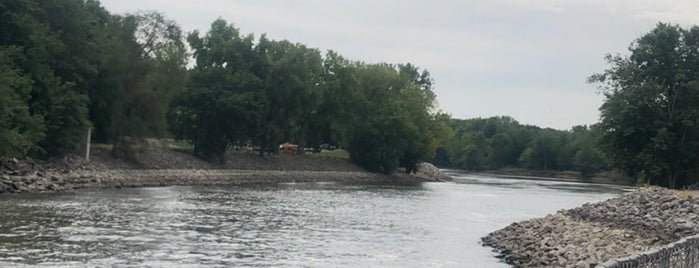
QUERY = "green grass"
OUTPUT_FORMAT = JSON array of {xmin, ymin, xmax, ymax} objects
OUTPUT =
[
  {"xmin": 307, "ymin": 149, "xmax": 350, "ymax": 159},
  {"xmin": 165, "ymin": 139, "xmax": 194, "ymax": 151}
]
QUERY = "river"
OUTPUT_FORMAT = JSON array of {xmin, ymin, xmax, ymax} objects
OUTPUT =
[{"xmin": 0, "ymin": 171, "xmax": 629, "ymax": 267}]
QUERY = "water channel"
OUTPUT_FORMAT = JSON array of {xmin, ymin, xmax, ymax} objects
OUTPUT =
[{"xmin": 0, "ymin": 172, "xmax": 629, "ymax": 267}]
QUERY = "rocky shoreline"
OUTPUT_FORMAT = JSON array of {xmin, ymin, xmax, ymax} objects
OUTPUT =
[
  {"xmin": 472, "ymin": 168, "xmax": 632, "ymax": 186},
  {"xmin": 482, "ymin": 187, "xmax": 699, "ymax": 267},
  {"xmin": 0, "ymin": 149, "xmax": 451, "ymax": 195},
  {"xmin": 0, "ymin": 168, "xmax": 404, "ymax": 194}
]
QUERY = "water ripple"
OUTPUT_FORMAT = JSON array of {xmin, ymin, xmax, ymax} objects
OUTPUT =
[{"xmin": 0, "ymin": 179, "xmax": 626, "ymax": 267}]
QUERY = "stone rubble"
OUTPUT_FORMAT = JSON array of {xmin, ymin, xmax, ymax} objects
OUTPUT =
[
  {"xmin": 482, "ymin": 188, "xmax": 699, "ymax": 267},
  {"xmin": 0, "ymin": 149, "xmax": 450, "ymax": 194},
  {"xmin": 0, "ymin": 166, "xmax": 421, "ymax": 194}
]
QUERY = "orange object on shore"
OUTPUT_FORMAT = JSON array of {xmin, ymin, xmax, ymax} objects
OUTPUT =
[{"xmin": 279, "ymin": 143, "xmax": 298, "ymax": 152}]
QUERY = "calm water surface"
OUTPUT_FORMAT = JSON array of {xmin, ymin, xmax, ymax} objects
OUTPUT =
[{"xmin": 0, "ymin": 172, "xmax": 630, "ymax": 267}]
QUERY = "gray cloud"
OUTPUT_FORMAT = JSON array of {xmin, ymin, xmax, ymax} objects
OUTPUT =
[{"xmin": 100, "ymin": 0, "xmax": 699, "ymax": 129}]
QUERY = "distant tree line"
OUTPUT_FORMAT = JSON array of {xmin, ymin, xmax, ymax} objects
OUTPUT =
[
  {"xmin": 0, "ymin": 0, "xmax": 450, "ymax": 174},
  {"xmin": 433, "ymin": 116, "xmax": 609, "ymax": 178},
  {"xmin": 437, "ymin": 23, "xmax": 699, "ymax": 188}
]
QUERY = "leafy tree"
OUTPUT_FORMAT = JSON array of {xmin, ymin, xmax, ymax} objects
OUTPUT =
[
  {"xmin": 444, "ymin": 117, "xmax": 531, "ymax": 170},
  {"xmin": 0, "ymin": 46, "xmax": 44, "ymax": 157},
  {"xmin": 0, "ymin": 1, "xmax": 447, "ymax": 174},
  {"xmin": 254, "ymin": 36, "xmax": 324, "ymax": 155},
  {"xmin": 97, "ymin": 12, "xmax": 188, "ymax": 159},
  {"xmin": 440, "ymin": 116, "xmax": 610, "ymax": 176},
  {"xmin": 0, "ymin": 0, "xmax": 95, "ymax": 156},
  {"xmin": 343, "ymin": 63, "xmax": 440, "ymax": 174},
  {"xmin": 519, "ymin": 130, "xmax": 560, "ymax": 170},
  {"xmin": 450, "ymin": 132, "xmax": 490, "ymax": 171},
  {"xmin": 306, "ymin": 51, "xmax": 359, "ymax": 149},
  {"xmin": 487, "ymin": 132, "xmax": 511, "ymax": 169},
  {"xmin": 169, "ymin": 19, "xmax": 264, "ymax": 161},
  {"xmin": 567, "ymin": 125, "xmax": 607, "ymax": 178},
  {"xmin": 590, "ymin": 23, "xmax": 699, "ymax": 188},
  {"xmin": 346, "ymin": 64, "xmax": 410, "ymax": 173}
]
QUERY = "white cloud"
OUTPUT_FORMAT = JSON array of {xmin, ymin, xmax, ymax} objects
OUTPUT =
[
  {"xmin": 502, "ymin": 0, "xmax": 568, "ymax": 13},
  {"xmin": 578, "ymin": 0, "xmax": 699, "ymax": 25}
]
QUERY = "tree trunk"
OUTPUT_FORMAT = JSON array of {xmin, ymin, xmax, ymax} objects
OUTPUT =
[{"xmin": 668, "ymin": 172, "xmax": 677, "ymax": 189}]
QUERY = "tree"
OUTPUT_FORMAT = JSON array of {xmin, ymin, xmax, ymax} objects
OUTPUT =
[
  {"xmin": 0, "ymin": 46, "xmax": 45, "ymax": 157},
  {"xmin": 343, "ymin": 63, "xmax": 439, "ymax": 174},
  {"xmin": 166, "ymin": 19, "xmax": 441, "ymax": 172},
  {"xmin": 305, "ymin": 51, "xmax": 358, "ymax": 149},
  {"xmin": 254, "ymin": 36, "xmax": 324, "ymax": 155},
  {"xmin": 518, "ymin": 130, "xmax": 560, "ymax": 170},
  {"xmin": 169, "ymin": 19, "xmax": 264, "ymax": 161},
  {"xmin": 450, "ymin": 132, "xmax": 490, "ymax": 171},
  {"xmin": 565, "ymin": 125, "xmax": 607, "ymax": 178},
  {"xmin": 97, "ymin": 12, "xmax": 188, "ymax": 159},
  {"xmin": 590, "ymin": 23, "xmax": 699, "ymax": 188},
  {"xmin": 0, "ymin": 0, "xmax": 99, "ymax": 157}
]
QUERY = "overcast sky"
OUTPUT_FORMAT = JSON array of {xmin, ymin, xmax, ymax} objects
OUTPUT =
[{"xmin": 100, "ymin": 0, "xmax": 699, "ymax": 130}]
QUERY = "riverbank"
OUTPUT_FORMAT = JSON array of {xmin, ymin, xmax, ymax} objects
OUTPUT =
[
  {"xmin": 0, "ymin": 146, "xmax": 451, "ymax": 194},
  {"xmin": 470, "ymin": 168, "xmax": 632, "ymax": 186},
  {"xmin": 482, "ymin": 187, "xmax": 699, "ymax": 267}
]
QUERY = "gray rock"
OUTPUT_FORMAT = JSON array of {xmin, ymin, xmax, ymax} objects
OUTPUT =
[{"xmin": 483, "ymin": 187, "xmax": 699, "ymax": 267}]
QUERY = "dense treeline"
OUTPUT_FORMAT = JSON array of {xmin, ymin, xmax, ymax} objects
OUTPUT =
[
  {"xmin": 438, "ymin": 23, "xmax": 699, "ymax": 188},
  {"xmin": 167, "ymin": 19, "xmax": 451, "ymax": 173},
  {"xmin": 0, "ymin": 0, "xmax": 188, "ymax": 160},
  {"xmin": 3, "ymin": 1, "xmax": 698, "ymax": 185},
  {"xmin": 0, "ymin": 0, "xmax": 448, "ymax": 174},
  {"xmin": 434, "ymin": 116, "xmax": 609, "ymax": 178}
]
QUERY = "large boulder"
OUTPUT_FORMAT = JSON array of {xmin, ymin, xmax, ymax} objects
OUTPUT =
[{"xmin": 415, "ymin": 162, "xmax": 452, "ymax": 181}]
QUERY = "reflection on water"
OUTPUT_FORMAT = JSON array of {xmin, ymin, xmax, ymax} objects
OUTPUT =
[
  {"xmin": 450, "ymin": 173, "xmax": 631, "ymax": 194},
  {"xmin": 0, "ymin": 174, "xmax": 630, "ymax": 267}
]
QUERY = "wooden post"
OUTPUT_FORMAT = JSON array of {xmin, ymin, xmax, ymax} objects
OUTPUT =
[{"xmin": 84, "ymin": 127, "xmax": 91, "ymax": 161}]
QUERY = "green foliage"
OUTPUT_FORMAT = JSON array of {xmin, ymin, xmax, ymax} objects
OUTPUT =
[
  {"xmin": 343, "ymin": 63, "xmax": 437, "ymax": 174},
  {"xmin": 519, "ymin": 130, "xmax": 560, "ymax": 170},
  {"xmin": 0, "ymin": 46, "xmax": 44, "ymax": 157},
  {"xmin": 167, "ymin": 19, "xmax": 443, "ymax": 172},
  {"xmin": 450, "ymin": 132, "xmax": 490, "ymax": 171},
  {"xmin": 590, "ymin": 23, "xmax": 699, "ymax": 188},
  {"xmin": 38, "ymin": 78, "xmax": 89, "ymax": 156},
  {"xmin": 439, "ymin": 116, "xmax": 610, "ymax": 176},
  {"xmin": 0, "ymin": 0, "xmax": 96, "ymax": 157},
  {"xmin": 169, "ymin": 20, "xmax": 265, "ymax": 161},
  {"xmin": 1, "ymin": 2, "xmax": 444, "ymax": 173},
  {"xmin": 98, "ymin": 12, "xmax": 188, "ymax": 159},
  {"xmin": 307, "ymin": 51, "xmax": 360, "ymax": 148},
  {"xmin": 255, "ymin": 36, "xmax": 324, "ymax": 155},
  {"xmin": 0, "ymin": 1, "xmax": 187, "ymax": 160}
]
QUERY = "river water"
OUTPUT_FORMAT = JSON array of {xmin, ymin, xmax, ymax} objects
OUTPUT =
[{"xmin": 0, "ymin": 171, "xmax": 629, "ymax": 267}]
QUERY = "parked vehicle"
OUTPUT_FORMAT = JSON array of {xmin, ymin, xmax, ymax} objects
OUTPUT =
[{"xmin": 279, "ymin": 143, "xmax": 298, "ymax": 152}]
